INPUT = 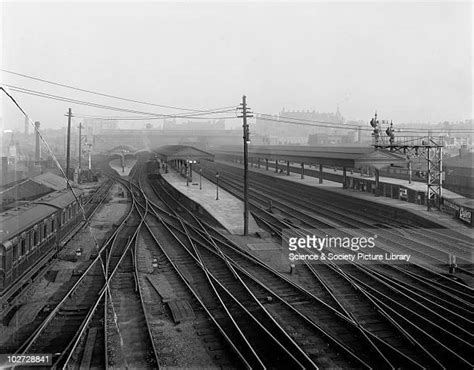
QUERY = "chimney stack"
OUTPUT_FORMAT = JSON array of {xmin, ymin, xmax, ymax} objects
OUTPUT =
[
  {"xmin": 35, "ymin": 121, "xmax": 41, "ymax": 161},
  {"xmin": 459, "ymin": 144, "xmax": 468, "ymax": 158},
  {"xmin": 25, "ymin": 115, "xmax": 30, "ymax": 135},
  {"xmin": 2, "ymin": 157, "xmax": 8, "ymax": 184}
]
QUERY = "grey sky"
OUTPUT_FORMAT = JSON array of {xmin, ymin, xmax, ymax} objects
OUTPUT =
[{"xmin": 1, "ymin": 1, "xmax": 472, "ymax": 131}]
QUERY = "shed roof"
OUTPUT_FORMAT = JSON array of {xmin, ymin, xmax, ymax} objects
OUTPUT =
[
  {"xmin": 31, "ymin": 172, "xmax": 69, "ymax": 191},
  {"xmin": 0, "ymin": 172, "xmax": 71, "ymax": 210},
  {"xmin": 154, "ymin": 145, "xmax": 215, "ymax": 162}
]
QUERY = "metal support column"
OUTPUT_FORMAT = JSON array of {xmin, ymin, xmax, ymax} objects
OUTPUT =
[
  {"xmin": 319, "ymin": 164, "xmax": 323, "ymax": 184},
  {"xmin": 275, "ymin": 160, "xmax": 278, "ymax": 173},
  {"xmin": 286, "ymin": 161, "xmax": 290, "ymax": 176},
  {"xmin": 408, "ymin": 161, "xmax": 412, "ymax": 184},
  {"xmin": 237, "ymin": 94, "xmax": 252, "ymax": 236},
  {"xmin": 343, "ymin": 167, "xmax": 347, "ymax": 188},
  {"xmin": 78, "ymin": 122, "xmax": 82, "ymax": 182},
  {"xmin": 265, "ymin": 158, "xmax": 269, "ymax": 170},
  {"xmin": 374, "ymin": 168, "xmax": 380, "ymax": 194},
  {"xmin": 301, "ymin": 163, "xmax": 305, "ymax": 179}
]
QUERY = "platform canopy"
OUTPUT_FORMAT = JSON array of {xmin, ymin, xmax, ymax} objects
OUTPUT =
[
  {"xmin": 214, "ymin": 145, "xmax": 407, "ymax": 169},
  {"xmin": 154, "ymin": 145, "xmax": 215, "ymax": 162},
  {"xmin": 105, "ymin": 145, "xmax": 138, "ymax": 155}
]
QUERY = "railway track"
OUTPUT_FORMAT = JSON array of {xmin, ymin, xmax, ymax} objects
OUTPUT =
[
  {"xmin": 16, "ymin": 154, "xmax": 467, "ymax": 369},
  {"xmin": 134, "ymin": 166, "xmax": 322, "ymax": 368},
  {"xmin": 200, "ymin": 162, "xmax": 473, "ymax": 292},
  {"xmin": 201, "ymin": 163, "xmax": 473, "ymax": 281},
  {"xmin": 56, "ymin": 171, "xmax": 160, "ymax": 369},
  {"xmin": 251, "ymin": 204, "xmax": 474, "ymax": 368},
  {"xmin": 105, "ymin": 228, "xmax": 159, "ymax": 369},
  {"xmin": 10, "ymin": 167, "xmax": 159, "ymax": 369},
  {"xmin": 109, "ymin": 167, "xmax": 246, "ymax": 368},
  {"xmin": 136, "ymin": 225, "xmax": 241, "ymax": 368},
  {"xmin": 194, "ymin": 160, "xmax": 473, "ymax": 368},
  {"xmin": 112, "ymin": 160, "xmax": 361, "ymax": 368},
  {"xmin": 136, "ymin": 158, "xmax": 432, "ymax": 368}
]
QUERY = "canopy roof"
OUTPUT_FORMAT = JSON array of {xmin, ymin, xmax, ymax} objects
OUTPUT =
[
  {"xmin": 154, "ymin": 145, "xmax": 215, "ymax": 162},
  {"xmin": 214, "ymin": 145, "xmax": 407, "ymax": 169}
]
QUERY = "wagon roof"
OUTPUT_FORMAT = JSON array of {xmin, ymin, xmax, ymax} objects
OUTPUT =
[{"xmin": 0, "ymin": 189, "xmax": 83, "ymax": 245}]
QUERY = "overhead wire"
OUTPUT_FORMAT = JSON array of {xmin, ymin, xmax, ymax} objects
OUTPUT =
[
  {"xmin": 254, "ymin": 113, "xmax": 374, "ymax": 131},
  {"xmin": 255, "ymin": 112, "xmax": 474, "ymax": 134},
  {"xmin": 2, "ymin": 70, "xmax": 469, "ymax": 132},
  {"xmin": 70, "ymin": 113, "xmax": 239, "ymax": 121},
  {"xmin": 3, "ymin": 84, "xmax": 238, "ymax": 120},
  {"xmin": 1, "ymin": 68, "xmax": 236, "ymax": 113}
]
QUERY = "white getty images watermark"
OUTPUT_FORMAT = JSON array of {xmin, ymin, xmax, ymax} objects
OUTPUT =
[{"xmin": 283, "ymin": 229, "xmax": 411, "ymax": 264}]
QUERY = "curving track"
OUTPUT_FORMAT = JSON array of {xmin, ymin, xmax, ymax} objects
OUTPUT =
[{"xmin": 195, "ymin": 160, "xmax": 473, "ymax": 369}]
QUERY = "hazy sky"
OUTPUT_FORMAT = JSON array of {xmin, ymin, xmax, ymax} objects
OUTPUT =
[{"xmin": 1, "ymin": 1, "xmax": 472, "ymax": 131}]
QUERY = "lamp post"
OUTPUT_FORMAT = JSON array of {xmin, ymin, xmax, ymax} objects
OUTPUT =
[
  {"xmin": 186, "ymin": 160, "xmax": 189, "ymax": 186},
  {"xmin": 87, "ymin": 143, "xmax": 92, "ymax": 170},
  {"xmin": 189, "ymin": 160, "xmax": 194, "ymax": 183},
  {"xmin": 187, "ymin": 159, "xmax": 196, "ymax": 186},
  {"xmin": 215, "ymin": 172, "xmax": 220, "ymax": 200}
]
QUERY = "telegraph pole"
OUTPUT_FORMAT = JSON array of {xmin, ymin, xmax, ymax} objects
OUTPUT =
[
  {"xmin": 78, "ymin": 122, "xmax": 82, "ymax": 183},
  {"xmin": 66, "ymin": 108, "xmax": 72, "ymax": 181},
  {"xmin": 237, "ymin": 96, "xmax": 253, "ymax": 235},
  {"xmin": 78, "ymin": 122, "xmax": 82, "ymax": 170}
]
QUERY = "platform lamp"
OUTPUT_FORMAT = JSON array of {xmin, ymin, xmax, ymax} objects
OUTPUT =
[
  {"xmin": 189, "ymin": 160, "xmax": 196, "ymax": 183},
  {"xmin": 186, "ymin": 159, "xmax": 190, "ymax": 186},
  {"xmin": 215, "ymin": 172, "xmax": 220, "ymax": 200}
]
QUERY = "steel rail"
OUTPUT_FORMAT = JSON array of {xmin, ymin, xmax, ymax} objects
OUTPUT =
[
  {"xmin": 214, "ymin": 161, "xmax": 472, "ymax": 243},
  {"xmin": 141, "ymin": 160, "xmax": 466, "ymax": 368},
  {"xmin": 60, "ymin": 193, "xmax": 151, "ymax": 368},
  {"xmin": 153, "ymin": 207, "xmax": 314, "ymax": 369},
  {"xmin": 210, "ymin": 165, "xmax": 474, "ymax": 279},
  {"xmin": 13, "ymin": 218, "xmax": 128, "ymax": 356},
  {"xmin": 141, "ymin": 170, "xmax": 374, "ymax": 366},
  {"xmin": 131, "ymin": 170, "xmax": 308, "ymax": 369},
  {"xmin": 94, "ymin": 165, "xmax": 162, "ymax": 369},
  {"xmin": 60, "ymin": 230, "xmax": 140, "ymax": 368},
  {"xmin": 139, "ymin": 216, "xmax": 253, "ymax": 369},
  {"xmin": 253, "ymin": 199, "xmax": 474, "ymax": 365},
  {"xmin": 346, "ymin": 269, "xmax": 474, "ymax": 368},
  {"xmin": 205, "ymin": 166, "xmax": 473, "ymax": 295},
  {"xmin": 193, "ymin": 169, "xmax": 470, "ymax": 368},
  {"xmin": 115, "ymin": 171, "xmax": 257, "ymax": 368}
]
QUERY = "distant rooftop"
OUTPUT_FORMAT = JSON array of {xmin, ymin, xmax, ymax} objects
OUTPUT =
[{"xmin": 444, "ymin": 152, "xmax": 474, "ymax": 169}]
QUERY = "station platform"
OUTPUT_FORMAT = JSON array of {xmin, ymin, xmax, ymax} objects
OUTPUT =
[
  {"xmin": 213, "ymin": 160, "xmax": 473, "ymax": 234},
  {"xmin": 161, "ymin": 170, "xmax": 261, "ymax": 235},
  {"xmin": 109, "ymin": 158, "xmax": 137, "ymax": 177}
]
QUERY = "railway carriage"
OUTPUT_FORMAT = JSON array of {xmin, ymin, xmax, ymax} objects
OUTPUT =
[{"xmin": 0, "ymin": 189, "xmax": 83, "ymax": 305}]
